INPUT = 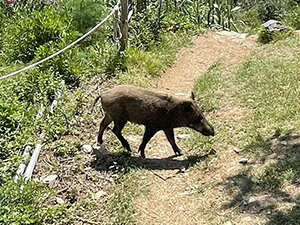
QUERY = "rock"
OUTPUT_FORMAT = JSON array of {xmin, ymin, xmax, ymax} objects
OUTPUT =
[
  {"xmin": 56, "ymin": 197, "xmax": 64, "ymax": 205},
  {"xmin": 216, "ymin": 31, "xmax": 248, "ymax": 39},
  {"xmin": 233, "ymin": 147, "xmax": 240, "ymax": 154},
  {"xmin": 127, "ymin": 135, "xmax": 140, "ymax": 143},
  {"xmin": 239, "ymin": 158, "xmax": 248, "ymax": 165},
  {"xmin": 263, "ymin": 20, "xmax": 289, "ymax": 32},
  {"xmin": 175, "ymin": 93, "xmax": 190, "ymax": 98},
  {"xmin": 84, "ymin": 167, "xmax": 92, "ymax": 171},
  {"xmin": 242, "ymin": 216, "xmax": 252, "ymax": 222},
  {"xmin": 280, "ymin": 140, "xmax": 288, "ymax": 146},
  {"xmin": 42, "ymin": 174, "xmax": 58, "ymax": 185},
  {"xmin": 277, "ymin": 155, "xmax": 286, "ymax": 160},
  {"xmin": 94, "ymin": 190, "xmax": 107, "ymax": 200},
  {"xmin": 82, "ymin": 144, "xmax": 93, "ymax": 153},
  {"xmin": 178, "ymin": 205, "xmax": 185, "ymax": 211},
  {"xmin": 93, "ymin": 145, "xmax": 110, "ymax": 158},
  {"xmin": 177, "ymin": 134, "xmax": 190, "ymax": 140},
  {"xmin": 239, "ymin": 33, "xmax": 247, "ymax": 39},
  {"xmin": 225, "ymin": 221, "xmax": 233, "ymax": 225}
]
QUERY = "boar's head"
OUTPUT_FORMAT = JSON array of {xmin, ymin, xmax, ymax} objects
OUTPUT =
[{"xmin": 181, "ymin": 95, "xmax": 215, "ymax": 136}]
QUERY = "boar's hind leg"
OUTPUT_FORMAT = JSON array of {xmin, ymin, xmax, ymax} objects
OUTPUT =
[
  {"xmin": 112, "ymin": 120, "xmax": 131, "ymax": 152},
  {"xmin": 138, "ymin": 128, "xmax": 157, "ymax": 158},
  {"xmin": 98, "ymin": 114, "xmax": 113, "ymax": 144},
  {"xmin": 163, "ymin": 128, "xmax": 182, "ymax": 156}
]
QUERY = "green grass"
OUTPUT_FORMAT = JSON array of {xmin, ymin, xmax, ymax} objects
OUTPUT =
[
  {"xmin": 194, "ymin": 60, "xmax": 225, "ymax": 111},
  {"xmin": 184, "ymin": 34, "xmax": 300, "ymax": 224},
  {"xmin": 237, "ymin": 37, "xmax": 300, "ymax": 156},
  {"xmin": 118, "ymin": 32, "xmax": 192, "ymax": 87},
  {"xmin": 109, "ymin": 169, "xmax": 146, "ymax": 225}
]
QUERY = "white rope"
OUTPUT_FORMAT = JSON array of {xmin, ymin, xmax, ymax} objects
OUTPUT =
[{"xmin": 0, "ymin": 4, "xmax": 119, "ymax": 81}]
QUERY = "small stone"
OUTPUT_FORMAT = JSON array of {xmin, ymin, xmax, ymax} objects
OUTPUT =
[
  {"xmin": 239, "ymin": 158, "xmax": 248, "ymax": 165},
  {"xmin": 225, "ymin": 221, "xmax": 233, "ymax": 225},
  {"xmin": 42, "ymin": 174, "xmax": 58, "ymax": 185},
  {"xmin": 239, "ymin": 33, "xmax": 247, "ymax": 39},
  {"xmin": 277, "ymin": 155, "xmax": 286, "ymax": 160},
  {"xmin": 242, "ymin": 216, "xmax": 252, "ymax": 222},
  {"xmin": 178, "ymin": 205, "xmax": 185, "ymax": 211},
  {"xmin": 82, "ymin": 144, "xmax": 93, "ymax": 153},
  {"xmin": 175, "ymin": 93, "xmax": 190, "ymax": 98},
  {"xmin": 84, "ymin": 167, "xmax": 92, "ymax": 171},
  {"xmin": 281, "ymin": 141, "xmax": 288, "ymax": 146},
  {"xmin": 177, "ymin": 134, "xmax": 190, "ymax": 140},
  {"xmin": 94, "ymin": 190, "xmax": 107, "ymax": 200},
  {"xmin": 56, "ymin": 197, "xmax": 64, "ymax": 205},
  {"xmin": 233, "ymin": 147, "xmax": 240, "ymax": 154}
]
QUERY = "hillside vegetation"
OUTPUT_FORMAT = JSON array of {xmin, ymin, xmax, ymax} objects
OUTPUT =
[{"xmin": 1, "ymin": 0, "xmax": 300, "ymax": 224}]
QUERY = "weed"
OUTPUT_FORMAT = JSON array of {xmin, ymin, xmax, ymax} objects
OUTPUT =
[
  {"xmin": 53, "ymin": 140, "xmax": 81, "ymax": 158},
  {"xmin": 119, "ymin": 32, "xmax": 191, "ymax": 87},
  {"xmin": 109, "ymin": 169, "xmax": 145, "ymax": 225},
  {"xmin": 257, "ymin": 27, "xmax": 292, "ymax": 44},
  {"xmin": 194, "ymin": 60, "xmax": 225, "ymax": 111},
  {"xmin": 2, "ymin": 7, "xmax": 77, "ymax": 63}
]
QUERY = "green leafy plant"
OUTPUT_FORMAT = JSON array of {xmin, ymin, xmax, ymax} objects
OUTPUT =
[
  {"xmin": 258, "ymin": 27, "xmax": 292, "ymax": 44},
  {"xmin": 2, "ymin": 7, "xmax": 77, "ymax": 63},
  {"xmin": 285, "ymin": 5, "xmax": 300, "ymax": 29}
]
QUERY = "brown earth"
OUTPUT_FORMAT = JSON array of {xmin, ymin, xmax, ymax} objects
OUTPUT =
[
  {"xmin": 134, "ymin": 31, "xmax": 257, "ymax": 225},
  {"xmin": 33, "ymin": 31, "xmax": 258, "ymax": 225}
]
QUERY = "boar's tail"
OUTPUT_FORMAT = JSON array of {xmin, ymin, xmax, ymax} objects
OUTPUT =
[{"xmin": 90, "ymin": 95, "xmax": 102, "ymax": 114}]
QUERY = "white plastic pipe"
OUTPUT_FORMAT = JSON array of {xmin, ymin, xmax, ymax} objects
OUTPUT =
[
  {"xmin": 14, "ymin": 146, "xmax": 31, "ymax": 181},
  {"xmin": 23, "ymin": 143, "xmax": 42, "ymax": 181}
]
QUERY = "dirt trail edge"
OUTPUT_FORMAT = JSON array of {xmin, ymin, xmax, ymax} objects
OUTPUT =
[{"xmin": 134, "ymin": 31, "xmax": 257, "ymax": 225}]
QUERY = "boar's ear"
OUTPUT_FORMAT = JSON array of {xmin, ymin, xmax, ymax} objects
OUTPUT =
[{"xmin": 190, "ymin": 92, "xmax": 195, "ymax": 101}]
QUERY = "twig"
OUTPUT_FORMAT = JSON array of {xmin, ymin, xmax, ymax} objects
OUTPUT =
[
  {"xmin": 57, "ymin": 187, "xmax": 69, "ymax": 194},
  {"xmin": 149, "ymin": 170, "xmax": 168, "ymax": 181}
]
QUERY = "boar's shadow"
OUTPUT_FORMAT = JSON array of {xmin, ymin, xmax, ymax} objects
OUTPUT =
[{"xmin": 90, "ymin": 149, "xmax": 216, "ymax": 174}]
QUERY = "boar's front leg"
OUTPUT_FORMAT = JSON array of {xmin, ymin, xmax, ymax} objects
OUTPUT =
[
  {"xmin": 138, "ymin": 127, "xmax": 158, "ymax": 158},
  {"xmin": 112, "ymin": 120, "xmax": 132, "ymax": 152},
  {"xmin": 163, "ymin": 128, "xmax": 182, "ymax": 156}
]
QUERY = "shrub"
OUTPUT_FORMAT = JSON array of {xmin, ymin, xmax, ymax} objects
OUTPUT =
[
  {"xmin": 36, "ymin": 45, "xmax": 82, "ymax": 88},
  {"xmin": 60, "ymin": 0, "xmax": 108, "ymax": 33},
  {"xmin": 0, "ymin": 81, "xmax": 38, "ymax": 159},
  {"xmin": 0, "ymin": 180, "xmax": 68, "ymax": 225},
  {"xmin": 236, "ymin": 7, "xmax": 261, "ymax": 33},
  {"xmin": 2, "ymin": 7, "xmax": 77, "ymax": 63},
  {"xmin": 258, "ymin": 27, "xmax": 292, "ymax": 44},
  {"xmin": 285, "ymin": 5, "xmax": 300, "ymax": 29},
  {"xmin": 129, "ymin": 8, "xmax": 163, "ymax": 49}
]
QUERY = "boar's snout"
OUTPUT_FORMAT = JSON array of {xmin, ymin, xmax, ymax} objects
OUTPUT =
[
  {"xmin": 183, "ymin": 100, "xmax": 215, "ymax": 137},
  {"xmin": 202, "ymin": 121, "xmax": 215, "ymax": 136},
  {"xmin": 189, "ymin": 119, "xmax": 215, "ymax": 137}
]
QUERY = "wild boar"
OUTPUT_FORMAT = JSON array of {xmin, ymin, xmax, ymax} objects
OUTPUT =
[{"xmin": 95, "ymin": 85, "xmax": 215, "ymax": 158}]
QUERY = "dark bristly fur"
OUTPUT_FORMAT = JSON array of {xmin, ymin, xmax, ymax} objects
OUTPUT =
[{"xmin": 96, "ymin": 85, "xmax": 215, "ymax": 158}]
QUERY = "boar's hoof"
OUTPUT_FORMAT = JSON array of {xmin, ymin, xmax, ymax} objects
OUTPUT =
[
  {"xmin": 174, "ymin": 150, "xmax": 183, "ymax": 156},
  {"xmin": 140, "ymin": 152, "xmax": 146, "ymax": 158}
]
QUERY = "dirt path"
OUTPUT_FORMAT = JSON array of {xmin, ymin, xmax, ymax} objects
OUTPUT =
[{"xmin": 135, "ymin": 31, "xmax": 257, "ymax": 225}]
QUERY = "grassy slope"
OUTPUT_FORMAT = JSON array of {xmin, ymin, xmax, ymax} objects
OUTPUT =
[
  {"xmin": 184, "ymin": 34, "xmax": 300, "ymax": 224},
  {"xmin": 0, "ymin": 3, "xmax": 192, "ymax": 223}
]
